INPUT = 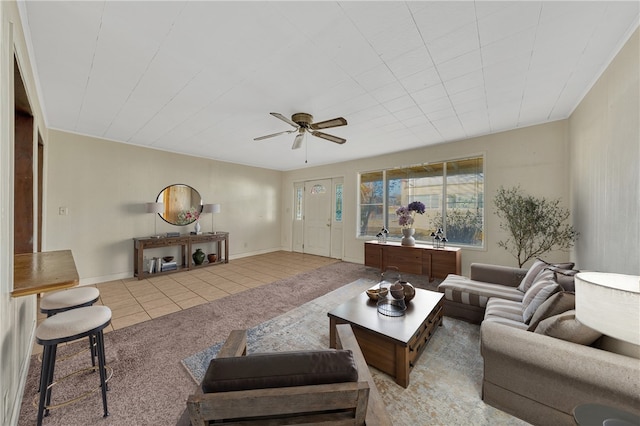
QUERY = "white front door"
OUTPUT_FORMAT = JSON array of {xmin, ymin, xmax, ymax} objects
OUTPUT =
[{"xmin": 303, "ymin": 179, "xmax": 332, "ymax": 257}]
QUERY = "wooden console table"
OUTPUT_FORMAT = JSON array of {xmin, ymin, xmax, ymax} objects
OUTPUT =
[
  {"xmin": 364, "ymin": 240, "xmax": 461, "ymax": 282},
  {"xmin": 133, "ymin": 232, "xmax": 229, "ymax": 280}
]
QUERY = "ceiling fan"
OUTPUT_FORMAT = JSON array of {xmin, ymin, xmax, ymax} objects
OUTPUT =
[{"xmin": 254, "ymin": 112, "xmax": 347, "ymax": 149}]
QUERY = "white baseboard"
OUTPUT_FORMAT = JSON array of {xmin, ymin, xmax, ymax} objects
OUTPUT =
[{"xmin": 80, "ymin": 248, "xmax": 292, "ymax": 286}]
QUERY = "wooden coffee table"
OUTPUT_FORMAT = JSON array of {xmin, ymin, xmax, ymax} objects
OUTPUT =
[{"xmin": 328, "ymin": 286, "xmax": 444, "ymax": 388}]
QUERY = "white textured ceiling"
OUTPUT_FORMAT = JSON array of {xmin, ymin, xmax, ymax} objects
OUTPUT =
[{"xmin": 19, "ymin": 1, "xmax": 639, "ymax": 171}]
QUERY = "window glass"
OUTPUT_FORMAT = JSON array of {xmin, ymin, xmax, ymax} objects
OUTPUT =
[
  {"xmin": 335, "ymin": 183, "xmax": 343, "ymax": 222},
  {"xmin": 443, "ymin": 158, "xmax": 484, "ymax": 246},
  {"xmin": 386, "ymin": 164, "xmax": 443, "ymax": 240},
  {"xmin": 295, "ymin": 187, "xmax": 303, "ymax": 220},
  {"xmin": 359, "ymin": 172, "xmax": 383, "ymax": 236},
  {"xmin": 358, "ymin": 157, "xmax": 484, "ymax": 247}
]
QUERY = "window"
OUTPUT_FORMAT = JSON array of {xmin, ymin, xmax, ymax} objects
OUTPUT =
[
  {"xmin": 359, "ymin": 171, "xmax": 383, "ymax": 236},
  {"xmin": 335, "ymin": 183, "xmax": 343, "ymax": 222},
  {"xmin": 358, "ymin": 156, "xmax": 484, "ymax": 247},
  {"xmin": 295, "ymin": 187, "xmax": 303, "ymax": 220}
]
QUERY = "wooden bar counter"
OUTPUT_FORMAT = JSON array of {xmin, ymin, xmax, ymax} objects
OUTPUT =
[{"xmin": 12, "ymin": 250, "xmax": 79, "ymax": 297}]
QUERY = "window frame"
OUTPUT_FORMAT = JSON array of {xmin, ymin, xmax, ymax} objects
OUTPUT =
[{"xmin": 357, "ymin": 155, "xmax": 485, "ymax": 249}]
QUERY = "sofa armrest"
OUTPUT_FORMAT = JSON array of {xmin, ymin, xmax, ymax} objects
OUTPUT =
[
  {"xmin": 480, "ymin": 322, "xmax": 640, "ymax": 418},
  {"xmin": 470, "ymin": 263, "xmax": 527, "ymax": 287}
]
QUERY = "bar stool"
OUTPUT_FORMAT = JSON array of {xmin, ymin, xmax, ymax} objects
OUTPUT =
[
  {"xmin": 40, "ymin": 287, "xmax": 100, "ymax": 316},
  {"xmin": 38, "ymin": 287, "xmax": 101, "ymax": 385},
  {"xmin": 35, "ymin": 305, "xmax": 112, "ymax": 426}
]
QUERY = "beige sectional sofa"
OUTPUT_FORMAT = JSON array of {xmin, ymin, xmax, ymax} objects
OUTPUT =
[{"xmin": 438, "ymin": 260, "xmax": 640, "ymax": 425}]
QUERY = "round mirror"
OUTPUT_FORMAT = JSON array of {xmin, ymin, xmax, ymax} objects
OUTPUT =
[{"xmin": 156, "ymin": 184, "xmax": 203, "ymax": 226}]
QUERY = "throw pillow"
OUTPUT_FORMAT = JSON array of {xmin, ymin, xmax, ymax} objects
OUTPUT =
[
  {"xmin": 521, "ymin": 269, "xmax": 560, "ymax": 323},
  {"xmin": 534, "ymin": 310, "xmax": 602, "ymax": 345},
  {"xmin": 553, "ymin": 269, "xmax": 579, "ymax": 292},
  {"xmin": 527, "ymin": 291, "xmax": 575, "ymax": 331},
  {"xmin": 522, "ymin": 284, "xmax": 562, "ymax": 324},
  {"xmin": 517, "ymin": 258, "xmax": 575, "ymax": 292},
  {"xmin": 521, "ymin": 268, "xmax": 555, "ymax": 305}
]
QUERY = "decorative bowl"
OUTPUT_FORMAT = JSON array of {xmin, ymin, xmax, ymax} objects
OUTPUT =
[
  {"xmin": 366, "ymin": 287, "xmax": 388, "ymax": 302},
  {"xmin": 399, "ymin": 281, "xmax": 416, "ymax": 302},
  {"xmin": 162, "ymin": 256, "xmax": 174, "ymax": 262},
  {"xmin": 390, "ymin": 282, "xmax": 405, "ymax": 300},
  {"xmin": 207, "ymin": 254, "xmax": 218, "ymax": 263}
]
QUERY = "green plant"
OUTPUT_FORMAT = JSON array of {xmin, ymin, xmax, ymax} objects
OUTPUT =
[{"xmin": 494, "ymin": 186, "xmax": 578, "ymax": 268}]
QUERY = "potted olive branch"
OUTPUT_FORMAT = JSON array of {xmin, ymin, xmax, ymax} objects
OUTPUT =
[{"xmin": 494, "ymin": 186, "xmax": 578, "ymax": 268}]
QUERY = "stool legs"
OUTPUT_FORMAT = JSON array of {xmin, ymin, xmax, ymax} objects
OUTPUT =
[
  {"xmin": 37, "ymin": 345, "xmax": 55, "ymax": 425},
  {"xmin": 36, "ymin": 330, "xmax": 109, "ymax": 425},
  {"xmin": 96, "ymin": 330, "xmax": 109, "ymax": 416}
]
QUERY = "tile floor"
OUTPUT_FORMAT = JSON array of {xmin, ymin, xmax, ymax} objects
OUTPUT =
[{"xmin": 34, "ymin": 251, "xmax": 338, "ymax": 354}]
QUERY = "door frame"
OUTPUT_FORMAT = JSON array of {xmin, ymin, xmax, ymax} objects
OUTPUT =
[{"xmin": 292, "ymin": 176, "xmax": 344, "ymax": 259}]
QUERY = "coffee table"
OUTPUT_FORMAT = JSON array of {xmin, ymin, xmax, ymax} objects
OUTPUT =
[{"xmin": 328, "ymin": 286, "xmax": 444, "ymax": 388}]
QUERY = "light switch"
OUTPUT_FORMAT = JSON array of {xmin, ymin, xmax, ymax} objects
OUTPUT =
[{"xmin": 59, "ymin": 207, "xmax": 68, "ymax": 215}]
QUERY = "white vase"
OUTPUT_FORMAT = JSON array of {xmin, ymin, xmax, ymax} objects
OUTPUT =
[
  {"xmin": 194, "ymin": 220, "xmax": 201, "ymax": 234},
  {"xmin": 401, "ymin": 228, "xmax": 416, "ymax": 246}
]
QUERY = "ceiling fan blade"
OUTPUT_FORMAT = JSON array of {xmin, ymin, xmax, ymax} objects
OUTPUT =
[
  {"xmin": 310, "ymin": 117, "xmax": 347, "ymax": 130},
  {"xmin": 311, "ymin": 131, "xmax": 346, "ymax": 144},
  {"xmin": 253, "ymin": 129, "xmax": 295, "ymax": 141},
  {"xmin": 292, "ymin": 133, "xmax": 304, "ymax": 150},
  {"xmin": 270, "ymin": 112, "xmax": 299, "ymax": 129}
]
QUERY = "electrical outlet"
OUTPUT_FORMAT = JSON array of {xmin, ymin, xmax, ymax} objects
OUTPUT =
[{"xmin": 58, "ymin": 207, "xmax": 68, "ymax": 216}]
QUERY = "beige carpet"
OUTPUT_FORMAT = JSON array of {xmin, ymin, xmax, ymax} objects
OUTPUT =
[
  {"xmin": 18, "ymin": 261, "xmax": 527, "ymax": 425},
  {"xmin": 183, "ymin": 278, "xmax": 529, "ymax": 426},
  {"xmin": 18, "ymin": 261, "xmax": 379, "ymax": 425}
]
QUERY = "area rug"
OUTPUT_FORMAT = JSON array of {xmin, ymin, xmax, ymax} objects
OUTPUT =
[{"xmin": 183, "ymin": 279, "xmax": 528, "ymax": 426}]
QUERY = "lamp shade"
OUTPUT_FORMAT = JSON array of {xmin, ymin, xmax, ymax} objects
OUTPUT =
[
  {"xmin": 146, "ymin": 202, "xmax": 164, "ymax": 214},
  {"xmin": 203, "ymin": 203, "xmax": 221, "ymax": 214},
  {"xmin": 575, "ymin": 272, "xmax": 640, "ymax": 345}
]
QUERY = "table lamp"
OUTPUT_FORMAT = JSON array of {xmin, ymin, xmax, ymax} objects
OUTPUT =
[
  {"xmin": 146, "ymin": 202, "xmax": 164, "ymax": 238},
  {"xmin": 202, "ymin": 203, "xmax": 221, "ymax": 233},
  {"xmin": 575, "ymin": 272, "xmax": 640, "ymax": 357}
]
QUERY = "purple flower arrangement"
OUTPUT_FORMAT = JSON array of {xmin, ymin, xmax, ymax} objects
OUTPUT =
[{"xmin": 396, "ymin": 201, "xmax": 426, "ymax": 229}]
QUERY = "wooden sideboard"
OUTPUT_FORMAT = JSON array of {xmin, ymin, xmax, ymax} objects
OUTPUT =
[
  {"xmin": 133, "ymin": 232, "xmax": 229, "ymax": 280},
  {"xmin": 364, "ymin": 240, "xmax": 461, "ymax": 282}
]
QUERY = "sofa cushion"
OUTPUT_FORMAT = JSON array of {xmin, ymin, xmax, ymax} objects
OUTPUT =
[
  {"xmin": 201, "ymin": 349, "xmax": 358, "ymax": 393},
  {"xmin": 484, "ymin": 298, "xmax": 528, "ymax": 329},
  {"xmin": 522, "ymin": 271, "xmax": 562, "ymax": 323},
  {"xmin": 517, "ymin": 259, "xmax": 575, "ymax": 292},
  {"xmin": 439, "ymin": 275, "xmax": 524, "ymax": 308},
  {"xmin": 484, "ymin": 298, "xmax": 526, "ymax": 328},
  {"xmin": 526, "ymin": 291, "xmax": 575, "ymax": 331},
  {"xmin": 485, "ymin": 298, "xmax": 523, "ymax": 321},
  {"xmin": 483, "ymin": 315, "xmax": 529, "ymax": 329},
  {"xmin": 534, "ymin": 310, "xmax": 602, "ymax": 345}
]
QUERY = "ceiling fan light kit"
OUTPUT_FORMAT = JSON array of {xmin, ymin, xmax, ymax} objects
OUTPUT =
[{"xmin": 255, "ymin": 112, "xmax": 347, "ymax": 149}]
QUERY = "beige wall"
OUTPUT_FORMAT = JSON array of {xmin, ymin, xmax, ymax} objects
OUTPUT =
[
  {"xmin": 569, "ymin": 28, "xmax": 640, "ymax": 275},
  {"xmin": 282, "ymin": 120, "xmax": 572, "ymax": 275},
  {"xmin": 45, "ymin": 130, "xmax": 283, "ymax": 284},
  {"xmin": 1, "ymin": 2, "xmax": 48, "ymax": 424}
]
